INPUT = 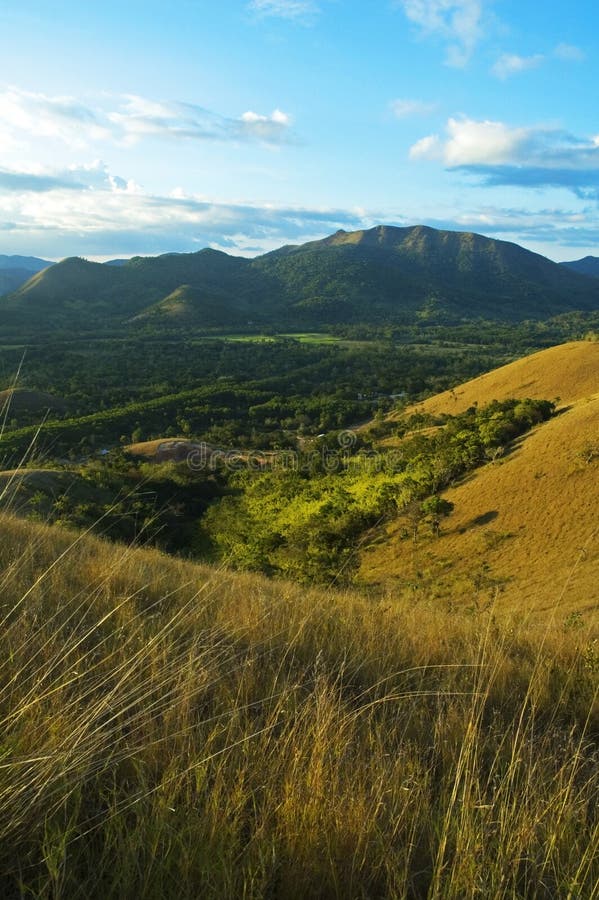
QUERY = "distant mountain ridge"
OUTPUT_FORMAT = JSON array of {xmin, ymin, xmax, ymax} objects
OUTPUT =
[
  {"xmin": 2, "ymin": 226, "xmax": 599, "ymax": 334},
  {"xmin": 560, "ymin": 256, "xmax": 599, "ymax": 278},
  {"xmin": 0, "ymin": 255, "xmax": 51, "ymax": 272},
  {"xmin": 0, "ymin": 254, "xmax": 52, "ymax": 297}
]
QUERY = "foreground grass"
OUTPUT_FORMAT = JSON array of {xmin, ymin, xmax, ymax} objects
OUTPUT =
[{"xmin": 0, "ymin": 513, "xmax": 597, "ymax": 899}]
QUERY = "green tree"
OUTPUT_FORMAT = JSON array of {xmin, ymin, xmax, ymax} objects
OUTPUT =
[{"xmin": 420, "ymin": 495, "xmax": 454, "ymax": 537}]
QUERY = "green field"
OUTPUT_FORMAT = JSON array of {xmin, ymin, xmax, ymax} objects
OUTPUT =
[{"xmin": 199, "ymin": 332, "xmax": 345, "ymax": 344}]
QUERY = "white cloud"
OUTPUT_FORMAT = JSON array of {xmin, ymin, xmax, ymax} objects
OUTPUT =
[
  {"xmin": 248, "ymin": 0, "xmax": 320, "ymax": 22},
  {"xmin": 410, "ymin": 117, "xmax": 530, "ymax": 165},
  {"xmin": 492, "ymin": 53, "xmax": 544, "ymax": 80},
  {"xmin": 239, "ymin": 108, "xmax": 293, "ymax": 140},
  {"xmin": 491, "ymin": 43, "xmax": 585, "ymax": 80},
  {"xmin": 410, "ymin": 116, "xmax": 599, "ymax": 198},
  {"xmin": 0, "ymin": 87, "xmax": 111, "ymax": 148},
  {"xmin": 109, "ymin": 95, "xmax": 293, "ymax": 145},
  {"xmin": 0, "ymin": 160, "xmax": 126, "ymax": 193},
  {"xmin": 0, "ymin": 161, "xmax": 373, "ymax": 257},
  {"xmin": 3, "ymin": 157, "xmax": 599, "ymax": 259},
  {"xmin": 409, "ymin": 133, "xmax": 443, "ymax": 159},
  {"xmin": 390, "ymin": 98, "xmax": 437, "ymax": 118},
  {"xmin": 244, "ymin": 108, "xmax": 290, "ymax": 125},
  {"xmin": 0, "ymin": 87, "xmax": 294, "ymax": 151},
  {"xmin": 397, "ymin": 0, "xmax": 484, "ymax": 66}
]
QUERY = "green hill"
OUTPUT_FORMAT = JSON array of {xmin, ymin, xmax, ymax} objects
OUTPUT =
[
  {"xmin": 0, "ymin": 257, "xmax": 132, "ymax": 331},
  {"xmin": 131, "ymin": 283, "xmax": 255, "ymax": 328},
  {"xmin": 2, "ymin": 225, "xmax": 599, "ymax": 334},
  {"xmin": 0, "ymin": 249, "xmax": 268, "ymax": 333}
]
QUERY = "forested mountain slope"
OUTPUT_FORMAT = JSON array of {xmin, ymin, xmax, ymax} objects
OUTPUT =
[{"xmin": 3, "ymin": 226, "xmax": 598, "ymax": 334}]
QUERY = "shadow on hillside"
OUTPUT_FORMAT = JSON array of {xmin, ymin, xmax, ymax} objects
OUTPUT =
[
  {"xmin": 554, "ymin": 404, "xmax": 573, "ymax": 416},
  {"xmin": 458, "ymin": 510, "xmax": 498, "ymax": 533},
  {"xmin": 500, "ymin": 432, "xmax": 529, "ymax": 459}
]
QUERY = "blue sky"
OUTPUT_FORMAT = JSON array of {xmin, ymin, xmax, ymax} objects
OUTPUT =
[{"xmin": 1, "ymin": 0, "xmax": 598, "ymax": 261}]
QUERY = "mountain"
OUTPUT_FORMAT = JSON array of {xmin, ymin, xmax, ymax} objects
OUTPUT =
[
  {"xmin": 0, "ymin": 268, "xmax": 38, "ymax": 296},
  {"xmin": 561, "ymin": 255, "xmax": 599, "ymax": 278},
  {"xmin": 362, "ymin": 340, "xmax": 599, "ymax": 612},
  {"xmin": 0, "ymin": 248, "xmax": 271, "ymax": 333},
  {"xmin": 0, "ymin": 253, "xmax": 248, "ymax": 331},
  {"xmin": 0, "ymin": 254, "xmax": 52, "ymax": 296},
  {"xmin": 0, "ymin": 254, "xmax": 51, "ymax": 272},
  {"xmin": 2, "ymin": 226, "xmax": 599, "ymax": 334},
  {"xmin": 0, "ymin": 257, "xmax": 139, "ymax": 332},
  {"xmin": 253, "ymin": 225, "xmax": 599, "ymax": 323}
]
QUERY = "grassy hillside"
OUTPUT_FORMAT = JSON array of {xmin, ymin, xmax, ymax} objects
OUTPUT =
[
  {"xmin": 125, "ymin": 436, "xmax": 194, "ymax": 457},
  {"xmin": 363, "ymin": 342, "xmax": 599, "ymax": 613},
  {"xmin": 0, "ymin": 511, "xmax": 596, "ymax": 898},
  {"xmin": 399, "ymin": 340, "xmax": 599, "ymax": 416},
  {"xmin": 0, "ymin": 388, "xmax": 69, "ymax": 423}
]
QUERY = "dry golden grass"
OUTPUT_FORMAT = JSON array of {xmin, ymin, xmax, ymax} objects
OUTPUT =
[
  {"xmin": 399, "ymin": 340, "xmax": 599, "ymax": 418},
  {"xmin": 0, "ymin": 340, "xmax": 597, "ymax": 896},
  {"xmin": 362, "ymin": 342, "xmax": 599, "ymax": 616},
  {"xmin": 361, "ymin": 395, "xmax": 599, "ymax": 615},
  {"xmin": 126, "ymin": 437, "xmax": 192, "ymax": 458},
  {"xmin": 0, "ymin": 511, "xmax": 597, "ymax": 898}
]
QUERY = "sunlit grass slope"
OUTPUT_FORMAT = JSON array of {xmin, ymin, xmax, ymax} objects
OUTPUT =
[
  {"xmin": 126, "ymin": 436, "xmax": 193, "ymax": 458},
  {"xmin": 0, "ymin": 512, "xmax": 597, "ymax": 898},
  {"xmin": 365, "ymin": 341, "xmax": 599, "ymax": 613},
  {"xmin": 401, "ymin": 340, "xmax": 599, "ymax": 416},
  {"xmin": 362, "ymin": 394, "xmax": 599, "ymax": 613}
]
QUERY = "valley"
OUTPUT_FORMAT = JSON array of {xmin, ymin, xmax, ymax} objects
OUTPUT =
[
  {"xmin": 0, "ymin": 226, "xmax": 598, "ymax": 898},
  {"xmin": 1, "ymin": 230, "xmax": 598, "ymax": 610}
]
